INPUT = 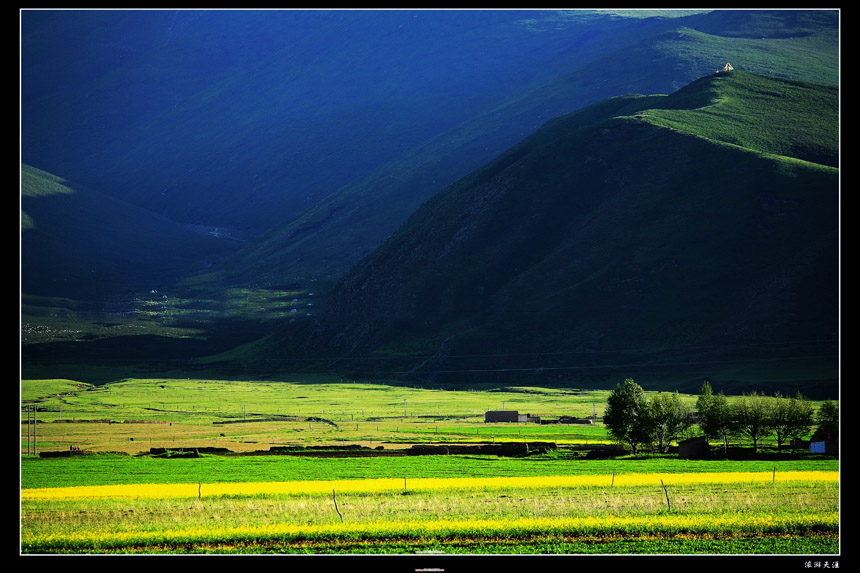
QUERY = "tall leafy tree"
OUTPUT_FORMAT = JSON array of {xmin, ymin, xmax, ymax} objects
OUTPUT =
[
  {"xmin": 649, "ymin": 391, "xmax": 693, "ymax": 453},
  {"xmin": 731, "ymin": 392, "xmax": 773, "ymax": 452},
  {"xmin": 604, "ymin": 378, "xmax": 652, "ymax": 454},
  {"xmin": 816, "ymin": 400, "xmax": 839, "ymax": 442},
  {"xmin": 769, "ymin": 392, "xmax": 815, "ymax": 452},
  {"xmin": 697, "ymin": 381, "xmax": 734, "ymax": 452},
  {"xmin": 696, "ymin": 381, "xmax": 714, "ymax": 419}
]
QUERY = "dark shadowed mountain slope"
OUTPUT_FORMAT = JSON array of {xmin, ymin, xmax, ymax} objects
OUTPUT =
[
  {"xmin": 21, "ymin": 10, "xmax": 837, "ymax": 304},
  {"xmin": 275, "ymin": 71, "xmax": 838, "ymax": 396},
  {"xmin": 22, "ymin": 9, "xmax": 699, "ymax": 236},
  {"xmin": 21, "ymin": 164, "xmax": 237, "ymax": 299},
  {"xmin": 214, "ymin": 10, "xmax": 838, "ymax": 291}
]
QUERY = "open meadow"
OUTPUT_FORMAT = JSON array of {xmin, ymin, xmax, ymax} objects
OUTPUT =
[{"xmin": 20, "ymin": 378, "xmax": 839, "ymax": 555}]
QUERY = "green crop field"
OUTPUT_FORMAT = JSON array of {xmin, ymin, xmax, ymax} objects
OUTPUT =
[
  {"xmin": 21, "ymin": 378, "xmax": 616, "ymax": 454},
  {"xmin": 20, "ymin": 378, "xmax": 839, "ymax": 555}
]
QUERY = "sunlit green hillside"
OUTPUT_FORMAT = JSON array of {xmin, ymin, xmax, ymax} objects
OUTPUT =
[{"xmin": 287, "ymin": 71, "xmax": 838, "ymax": 397}]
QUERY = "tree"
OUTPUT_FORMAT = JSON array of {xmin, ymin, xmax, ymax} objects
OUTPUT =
[
  {"xmin": 731, "ymin": 392, "xmax": 773, "ymax": 452},
  {"xmin": 769, "ymin": 392, "xmax": 815, "ymax": 452},
  {"xmin": 816, "ymin": 400, "xmax": 839, "ymax": 443},
  {"xmin": 649, "ymin": 391, "xmax": 693, "ymax": 453},
  {"xmin": 604, "ymin": 378, "xmax": 652, "ymax": 454},
  {"xmin": 817, "ymin": 400, "xmax": 839, "ymax": 434},
  {"xmin": 696, "ymin": 381, "xmax": 714, "ymax": 420},
  {"xmin": 696, "ymin": 381, "xmax": 733, "ymax": 452}
]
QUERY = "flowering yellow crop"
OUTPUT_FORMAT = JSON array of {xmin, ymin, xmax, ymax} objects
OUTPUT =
[
  {"xmin": 21, "ymin": 471, "xmax": 838, "ymax": 501},
  {"xmin": 22, "ymin": 511, "xmax": 839, "ymax": 551}
]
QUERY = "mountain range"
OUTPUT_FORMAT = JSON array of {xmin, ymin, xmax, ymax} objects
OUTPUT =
[
  {"xmin": 20, "ymin": 9, "xmax": 839, "ymax": 397},
  {"xmin": 210, "ymin": 9, "xmax": 840, "ymax": 291}
]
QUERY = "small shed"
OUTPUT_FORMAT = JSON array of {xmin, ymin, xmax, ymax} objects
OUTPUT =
[
  {"xmin": 809, "ymin": 428, "xmax": 837, "ymax": 456},
  {"xmin": 678, "ymin": 436, "xmax": 710, "ymax": 459},
  {"xmin": 485, "ymin": 411, "xmax": 541, "ymax": 423},
  {"xmin": 485, "ymin": 410, "xmax": 520, "ymax": 423}
]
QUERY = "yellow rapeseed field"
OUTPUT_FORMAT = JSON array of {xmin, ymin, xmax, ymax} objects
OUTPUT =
[
  {"xmin": 21, "ymin": 471, "xmax": 838, "ymax": 501},
  {"xmin": 23, "ymin": 511, "xmax": 839, "ymax": 550}
]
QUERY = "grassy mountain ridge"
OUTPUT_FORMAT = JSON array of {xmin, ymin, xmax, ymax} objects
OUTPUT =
[
  {"xmin": 642, "ymin": 72, "xmax": 838, "ymax": 167},
  {"xmin": 211, "ymin": 11, "xmax": 838, "ymax": 291},
  {"xmin": 279, "ymin": 71, "xmax": 838, "ymax": 396}
]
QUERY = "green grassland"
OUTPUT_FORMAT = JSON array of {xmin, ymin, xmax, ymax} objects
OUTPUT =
[
  {"xmin": 20, "ymin": 377, "xmax": 834, "ymax": 459},
  {"xmin": 21, "ymin": 448, "xmax": 837, "ymax": 490},
  {"xmin": 21, "ymin": 378, "xmax": 838, "ymax": 554},
  {"xmin": 21, "ymin": 378, "xmax": 614, "ymax": 455}
]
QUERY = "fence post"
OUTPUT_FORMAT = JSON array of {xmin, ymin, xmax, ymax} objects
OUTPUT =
[
  {"xmin": 661, "ymin": 479, "xmax": 671, "ymax": 511},
  {"xmin": 333, "ymin": 489, "xmax": 343, "ymax": 522}
]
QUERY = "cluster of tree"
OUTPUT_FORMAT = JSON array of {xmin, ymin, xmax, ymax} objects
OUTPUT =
[{"xmin": 604, "ymin": 378, "xmax": 838, "ymax": 455}]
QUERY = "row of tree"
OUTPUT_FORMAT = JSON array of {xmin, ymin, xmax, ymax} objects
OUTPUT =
[{"xmin": 603, "ymin": 378, "xmax": 838, "ymax": 455}]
